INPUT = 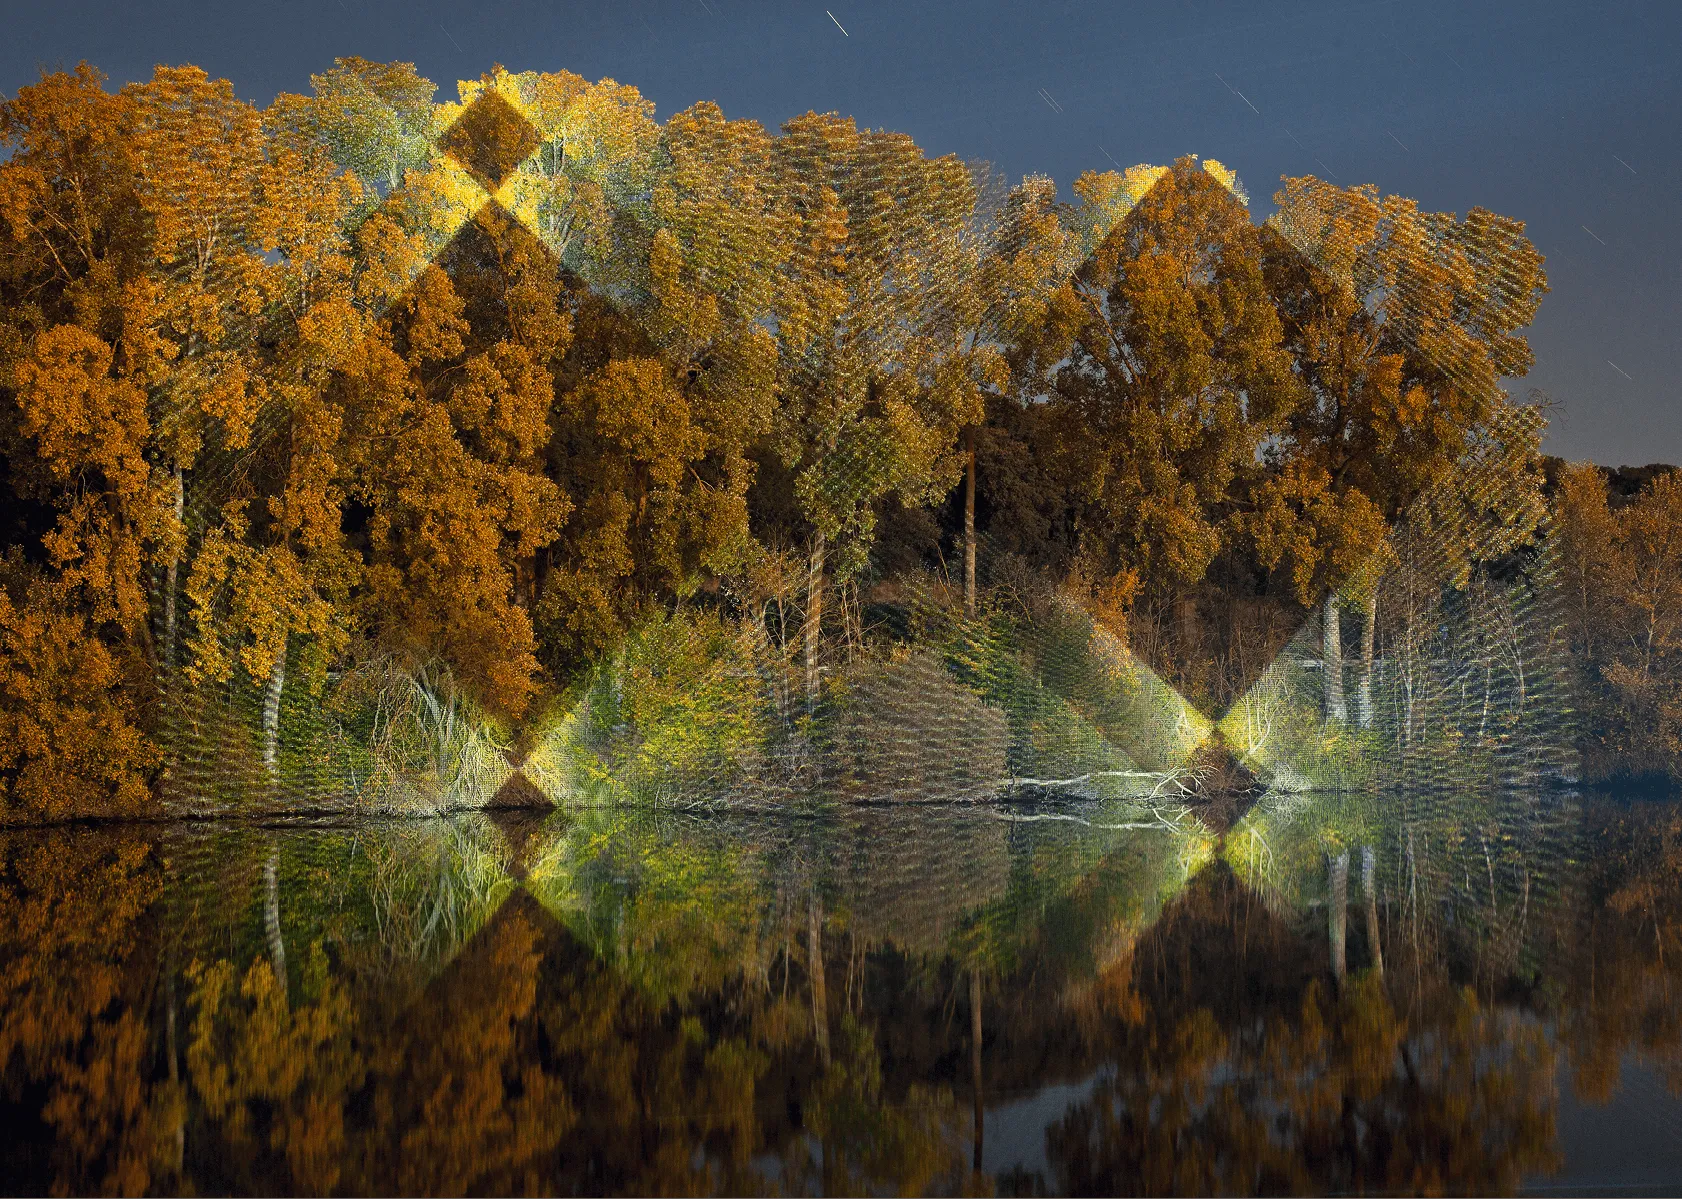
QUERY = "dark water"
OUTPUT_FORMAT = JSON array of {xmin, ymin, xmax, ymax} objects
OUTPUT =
[{"xmin": 3, "ymin": 789, "xmax": 1681, "ymax": 1197}]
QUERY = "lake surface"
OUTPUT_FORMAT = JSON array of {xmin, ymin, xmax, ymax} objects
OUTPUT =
[{"xmin": 3, "ymin": 788, "xmax": 1680, "ymax": 1196}]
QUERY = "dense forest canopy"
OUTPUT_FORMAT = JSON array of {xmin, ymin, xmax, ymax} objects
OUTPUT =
[{"xmin": 0, "ymin": 58, "xmax": 1672, "ymax": 822}]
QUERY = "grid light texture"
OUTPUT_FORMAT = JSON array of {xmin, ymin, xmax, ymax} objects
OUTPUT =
[{"xmin": 153, "ymin": 68, "xmax": 1572, "ymax": 817}]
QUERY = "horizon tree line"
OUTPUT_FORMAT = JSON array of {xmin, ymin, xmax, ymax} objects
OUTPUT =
[{"xmin": 0, "ymin": 57, "xmax": 1617, "ymax": 822}]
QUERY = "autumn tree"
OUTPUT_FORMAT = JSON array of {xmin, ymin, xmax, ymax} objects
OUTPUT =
[
  {"xmin": 1608, "ymin": 471, "xmax": 1682, "ymax": 708},
  {"xmin": 1555, "ymin": 462, "xmax": 1623, "ymax": 663},
  {"xmin": 0, "ymin": 66, "xmax": 167, "ymax": 818},
  {"xmin": 314, "ymin": 69, "xmax": 789, "ymax": 692},
  {"xmin": 1001, "ymin": 158, "xmax": 1298, "ymax": 682},
  {"xmin": 263, "ymin": 70, "xmax": 569, "ymax": 721},
  {"xmin": 939, "ymin": 167, "xmax": 1081, "ymax": 615},
  {"xmin": 0, "ymin": 63, "xmax": 369, "ymax": 810},
  {"xmin": 320, "ymin": 211, "xmax": 566, "ymax": 721},
  {"xmin": 0, "ymin": 56, "xmax": 1576, "ymax": 810},
  {"xmin": 122, "ymin": 66, "xmax": 282, "ymax": 673},
  {"xmin": 763, "ymin": 113, "xmax": 985, "ymax": 703},
  {"xmin": 505, "ymin": 75, "xmax": 785, "ymax": 674},
  {"xmin": 969, "ymin": 164, "xmax": 1180, "ymax": 611},
  {"xmin": 1556, "ymin": 464, "xmax": 1682, "ymax": 777},
  {"xmin": 1256, "ymin": 175, "xmax": 1548, "ymax": 723},
  {"xmin": 268, "ymin": 57, "xmax": 436, "ymax": 202},
  {"xmin": 170, "ymin": 82, "xmax": 371, "ymax": 776}
]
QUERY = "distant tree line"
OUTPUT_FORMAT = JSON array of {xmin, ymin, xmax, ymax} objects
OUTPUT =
[
  {"xmin": 0, "ymin": 58, "xmax": 1607, "ymax": 821},
  {"xmin": 1551, "ymin": 458, "xmax": 1682, "ymax": 784}
]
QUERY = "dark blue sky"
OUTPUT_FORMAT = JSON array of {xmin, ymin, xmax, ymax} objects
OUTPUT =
[{"xmin": 6, "ymin": 0, "xmax": 1678, "ymax": 465}]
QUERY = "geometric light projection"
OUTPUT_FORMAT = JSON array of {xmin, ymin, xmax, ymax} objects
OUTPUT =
[
  {"xmin": 1217, "ymin": 182, "xmax": 1574, "ymax": 798},
  {"xmin": 153, "ymin": 66, "xmax": 1571, "ymax": 818},
  {"xmin": 1221, "ymin": 748, "xmax": 1582, "ymax": 996},
  {"xmin": 1220, "ymin": 400, "xmax": 1572, "ymax": 795},
  {"xmin": 159, "ymin": 78, "xmax": 571, "ymax": 815}
]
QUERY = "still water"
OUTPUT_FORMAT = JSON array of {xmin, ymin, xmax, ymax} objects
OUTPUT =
[{"xmin": 3, "ymin": 788, "xmax": 1680, "ymax": 1196}]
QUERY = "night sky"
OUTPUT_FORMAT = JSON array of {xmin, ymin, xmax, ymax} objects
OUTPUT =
[{"xmin": 5, "ymin": 0, "xmax": 1678, "ymax": 466}]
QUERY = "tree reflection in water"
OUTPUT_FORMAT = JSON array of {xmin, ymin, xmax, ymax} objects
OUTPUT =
[{"xmin": 0, "ymin": 791, "xmax": 1678, "ymax": 1196}]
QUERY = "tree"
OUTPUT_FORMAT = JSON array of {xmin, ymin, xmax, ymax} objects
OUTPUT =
[
  {"xmin": 766, "ymin": 113, "xmax": 984, "ymax": 704},
  {"xmin": 0, "ymin": 66, "xmax": 167, "ymax": 817},
  {"xmin": 1557, "ymin": 468, "xmax": 1682, "ymax": 775},
  {"xmin": 945, "ymin": 167, "xmax": 1077, "ymax": 614},
  {"xmin": 268, "ymin": 57, "xmax": 436, "ymax": 201},
  {"xmin": 1382, "ymin": 402, "xmax": 1549, "ymax": 749},
  {"xmin": 971, "ymin": 169, "xmax": 1146, "ymax": 589},
  {"xmin": 1, "ymin": 63, "xmax": 340, "ymax": 812},
  {"xmin": 492, "ymin": 68, "xmax": 661, "ymax": 295},
  {"xmin": 526, "ymin": 85, "xmax": 784, "ymax": 673},
  {"xmin": 326, "ymin": 207, "xmax": 568, "ymax": 720},
  {"xmin": 130, "ymin": 66, "xmax": 366, "ymax": 794},
  {"xmin": 1002, "ymin": 156, "xmax": 1299, "ymax": 682},
  {"xmin": 1256, "ymin": 175, "xmax": 1549, "ymax": 723},
  {"xmin": 124, "ymin": 66, "xmax": 280, "ymax": 672},
  {"xmin": 181, "ymin": 505, "xmax": 343, "ymax": 772},
  {"xmin": 1555, "ymin": 462, "xmax": 1621, "ymax": 661}
]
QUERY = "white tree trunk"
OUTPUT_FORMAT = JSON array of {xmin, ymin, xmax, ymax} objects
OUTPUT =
[
  {"xmin": 164, "ymin": 947, "xmax": 184, "ymax": 1171},
  {"xmin": 1357, "ymin": 590, "xmax": 1377, "ymax": 729},
  {"xmin": 262, "ymin": 644, "xmax": 287, "ymax": 775},
  {"xmin": 1362, "ymin": 844, "xmax": 1384, "ymax": 976},
  {"xmin": 1400, "ymin": 592, "xmax": 1417, "ymax": 750},
  {"xmin": 264, "ymin": 844, "xmax": 288, "ymax": 1003},
  {"xmin": 1323, "ymin": 593, "xmax": 1347, "ymax": 723},
  {"xmin": 808, "ymin": 893, "xmax": 829, "ymax": 1064},
  {"xmin": 1406, "ymin": 827, "xmax": 1420, "ymax": 965},
  {"xmin": 1328, "ymin": 848, "xmax": 1349, "ymax": 988}
]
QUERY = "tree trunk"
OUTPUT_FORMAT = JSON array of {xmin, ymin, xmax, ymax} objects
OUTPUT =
[
  {"xmin": 1478, "ymin": 655, "xmax": 1492, "ymax": 743},
  {"xmin": 1400, "ymin": 584, "xmax": 1420, "ymax": 752},
  {"xmin": 1357, "ymin": 590, "xmax": 1377, "ymax": 729},
  {"xmin": 1362, "ymin": 844, "xmax": 1384, "ymax": 976},
  {"xmin": 1175, "ymin": 595, "xmax": 1199, "ymax": 662},
  {"xmin": 753, "ymin": 602, "xmax": 786, "ymax": 721},
  {"xmin": 264, "ymin": 843, "xmax": 288, "ymax": 1004},
  {"xmin": 964, "ymin": 427, "xmax": 977, "ymax": 616},
  {"xmin": 804, "ymin": 529, "xmax": 826, "ymax": 710},
  {"xmin": 1406, "ymin": 826, "xmax": 1420, "ymax": 969},
  {"xmin": 1323, "ymin": 593, "xmax": 1346, "ymax": 723},
  {"xmin": 1328, "ymin": 848, "xmax": 1349, "ymax": 989},
  {"xmin": 164, "ymin": 466, "xmax": 184, "ymax": 670},
  {"xmin": 970, "ymin": 967, "xmax": 984, "ymax": 1172},
  {"xmin": 262, "ymin": 643, "xmax": 287, "ymax": 776},
  {"xmin": 808, "ymin": 893, "xmax": 830, "ymax": 1065},
  {"xmin": 1402, "ymin": 642, "xmax": 1415, "ymax": 751},
  {"xmin": 1510, "ymin": 621, "xmax": 1527, "ymax": 714},
  {"xmin": 165, "ymin": 946, "xmax": 185, "ymax": 1173}
]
